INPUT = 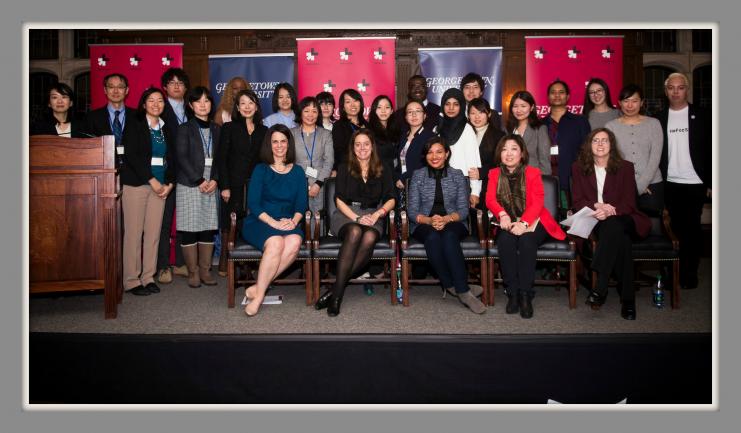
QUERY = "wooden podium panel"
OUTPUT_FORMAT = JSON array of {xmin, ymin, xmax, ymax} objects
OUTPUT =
[{"xmin": 29, "ymin": 135, "xmax": 122, "ymax": 319}]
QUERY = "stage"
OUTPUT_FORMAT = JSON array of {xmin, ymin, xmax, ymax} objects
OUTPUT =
[{"xmin": 29, "ymin": 259, "xmax": 712, "ymax": 404}]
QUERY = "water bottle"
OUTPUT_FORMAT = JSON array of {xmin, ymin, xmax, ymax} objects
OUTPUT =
[
  {"xmin": 395, "ymin": 262, "xmax": 403, "ymax": 304},
  {"xmin": 652, "ymin": 274, "xmax": 665, "ymax": 309}
]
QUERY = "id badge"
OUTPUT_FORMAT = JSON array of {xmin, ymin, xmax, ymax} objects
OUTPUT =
[
  {"xmin": 550, "ymin": 146, "xmax": 559, "ymax": 156},
  {"xmin": 116, "ymin": 146, "xmax": 125, "ymax": 155},
  {"xmin": 151, "ymin": 157, "xmax": 164, "ymax": 166},
  {"xmin": 305, "ymin": 166, "xmax": 318, "ymax": 179},
  {"xmin": 204, "ymin": 157, "xmax": 213, "ymax": 167}
]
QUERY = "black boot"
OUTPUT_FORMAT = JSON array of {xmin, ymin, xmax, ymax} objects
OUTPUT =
[
  {"xmin": 585, "ymin": 290, "xmax": 607, "ymax": 310},
  {"xmin": 505, "ymin": 290, "xmax": 519, "ymax": 314},
  {"xmin": 621, "ymin": 300, "xmax": 636, "ymax": 320},
  {"xmin": 314, "ymin": 290, "xmax": 333, "ymax": 310},
  {"xmin": 327, "ymin": 294, "xmax": 343, "ymax": 317},
  {"xmin": 518, "ymin": 291, "xmax": 533, "ymax": 319}
]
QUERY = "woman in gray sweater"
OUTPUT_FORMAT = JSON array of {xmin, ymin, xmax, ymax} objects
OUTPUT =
[{"xmin": 605, "ymin": 84, "xmax": 664, "ymax": 216}]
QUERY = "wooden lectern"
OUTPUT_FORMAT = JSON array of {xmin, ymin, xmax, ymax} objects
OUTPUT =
[{"xmin": 29, "ymin": 135, "xmax": 122, "ymax": 319}]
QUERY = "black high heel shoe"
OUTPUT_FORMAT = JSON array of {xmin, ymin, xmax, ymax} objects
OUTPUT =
[
  {"xmin": 314, "ymin": 290, "xmax": 333, "ymax": 310},
  {"xmin": 585, "ymin": 290, "xmax": 607, "ymax": 310},
  {"xmin": 327, "ymin": 295, "xmax": 343, "ymax": 317}
]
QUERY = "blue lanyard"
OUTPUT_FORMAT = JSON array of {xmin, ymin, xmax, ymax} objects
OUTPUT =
[
  {"xmin": 198, "ymin": 127, "xmax": 212, "ymax": 158},
  {"xmin": 300, "ymin": 127, "xmax": 316, "ymax": 167}
]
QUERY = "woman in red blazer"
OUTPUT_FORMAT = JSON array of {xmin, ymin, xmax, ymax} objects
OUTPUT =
[
  {"xmin": 571, "ymin": 128, "xmax": 650, "ymax": 320},
  {"xmin": 486, "ymin": 134, "xmax": 565, "ymax": 319}
]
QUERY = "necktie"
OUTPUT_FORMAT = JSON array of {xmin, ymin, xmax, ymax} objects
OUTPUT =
[{"xmin": 113, "ymin": 110, "xmax": 123, "ymax": 145}]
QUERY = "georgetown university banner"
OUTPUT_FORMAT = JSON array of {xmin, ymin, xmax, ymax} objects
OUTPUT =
[
  {"xmin": 526, "ymin": 36, "xmax": 623, "ymax": 116},
  {"xmin": 89, "ymin": 44, "xmax": 183, "ymax": 109},
  {"xmin": 296, "ymin": 37, "xmax": 396, "ymax": 118},
  {"xmin": 418, "ymin": 47, "xmax": 504, "ymax": 112},
  {"xmin": 208, "ymin": 53, "xmax": 295, "ymax": 116}
]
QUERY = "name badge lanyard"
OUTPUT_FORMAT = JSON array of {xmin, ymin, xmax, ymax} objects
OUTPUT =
[
  {"xmin": 198, "ymin": 127, "xmax": 213, "ymax": 158},
  {"xmin": 301, "ymin": 128, "xmax": 316, "ymax": 168}
]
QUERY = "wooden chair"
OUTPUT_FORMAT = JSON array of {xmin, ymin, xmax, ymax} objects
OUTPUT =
[
  {"xmin": 312, "ymin": 177, "xmax": 398, "ymax": 304},
  {"xmin": 486, "ymin": 175, "xmax": 579, "ymax": 308},
  {"xmin": 398, "ymin": 189, "xmax": 488, "ymax": 307},
  {"xmin": 226, "ymin": 211, "xmax": 313, "ymax": 307},
  {"xmin": 583, "ymin": 210, "xmax": 681, "ymax": 309}
]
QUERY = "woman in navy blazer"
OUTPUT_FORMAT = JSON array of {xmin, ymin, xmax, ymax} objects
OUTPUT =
[
  {"xmin": 571, "ymin": 128, "xmax": 650, "ymax": 320},
  {"xmin": 407, "ymin": 136, "xmax": 487, "ymax": 314}
]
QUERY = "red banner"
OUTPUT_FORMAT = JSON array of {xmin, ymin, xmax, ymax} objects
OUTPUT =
[
  {"xmin": 296, "ymin": 37, "xmax": 396, "ymax": 118},
  {"xmin": 525, "ymin": 36, "xmax": 623, "ymax": 117},
  {"xmin": 89, "ymin": 44, "xmax": 183, "ymax": 110}
]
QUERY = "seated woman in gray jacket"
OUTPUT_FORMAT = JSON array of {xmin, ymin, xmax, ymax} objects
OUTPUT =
[{"xmin": 407, "ymin": 136, "xmax": 487, "ymax": 314}]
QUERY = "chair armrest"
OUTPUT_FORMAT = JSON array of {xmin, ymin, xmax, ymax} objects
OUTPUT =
[
  {"xmin": 228, "ymin": 212, "xmax": 237, "ymax": 252},
  {"xmin": 388, "ymin": 209, "xmax": 397, "ymax": 240},
  {"xmin": 303, "ymin": 210, "xmax": 313, "ymax": 247},
  {"xmin": 475, "ymin": 209, "xmax": 486, "ymax": 248},
  {"xmin": 313, "ymin": 210, "xmax": 323, "ymax": 249},
  {"xmin": 661, "ymin": 209, "xmax": 680, "ymax": 249},
  {"xmin": 400, "ymin": 210, "xmax": 409, "ymax": 249}
]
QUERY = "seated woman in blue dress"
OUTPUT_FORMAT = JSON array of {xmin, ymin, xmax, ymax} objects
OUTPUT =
[
  {"xmin": 314, "ymin": 128, "xmax": 396, "ymax": 316},
  {"xmin": 241, "ymin": 124, "xmax": 308, "ymax": 316},
  {"xmin": 407, "ymin": 136, "xmax": 487, "ymax": 314}
]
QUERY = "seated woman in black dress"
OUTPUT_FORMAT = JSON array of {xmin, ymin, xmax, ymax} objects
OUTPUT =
[
  {"xmin": 241, "ymin": 124, "xmax": 308, "ymax": 316},
  {"xmin": 571, "ymin": 128, "xmax": 651, "ymax": 320},
  {"xmin": 314, "ymin": 128, "xmax": 395, "ymax": 316},
  {"xmin": 30, "ymin": 83, "xmax": 85, "ymax": 138},
  {"xmin": 486, "ymin": 135, "xmax": 566, "ymax": 318},
  {"xmin": 407, "ymin": 136, "xmax": 487, "ymax": 314}
]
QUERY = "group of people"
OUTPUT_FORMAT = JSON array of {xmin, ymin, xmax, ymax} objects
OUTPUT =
[{"xmin": 31, "ymin": 67, "xmax": 710, "ymax": 321}]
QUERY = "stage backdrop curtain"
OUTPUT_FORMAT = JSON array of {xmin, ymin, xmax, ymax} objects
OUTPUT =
[
  {"xmin": 297, "ymin": 37, "xmax": 396, "ymax": 119},
  {"xmin": 525, "ymin": 36, "xmax": 623, "ymax": 117},
  {"xmin": 208, "ymin": 53, "xmax": 295, "ymax": 117}
]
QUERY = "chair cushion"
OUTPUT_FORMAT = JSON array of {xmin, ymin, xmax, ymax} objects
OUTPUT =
[
  {"xmin": 488, "ymin": 239, "xmax": 576, "ymax": 260},
  {"xmin": 229, "ymin": 239, "xmax": 311, "ymax": 260},
  {"xmin": 402, "ymin": 236, "xmax": 487, "ymax": 259},
  {"xmin": 632, "ymin": 236, "xmax": 679, "ymax": 260}
]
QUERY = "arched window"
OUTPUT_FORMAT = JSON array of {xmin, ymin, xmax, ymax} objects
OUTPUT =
[
  {"xmin": 693, "ymin": 65, "xmax": 711, "ymax": 111},
  {"xmin": 29, "ymin": 72, "xmax": 58, "ymax": 124},
  {"xmin": 643, "ymin": 66, "xmax": 675, "ymax": 116},
  {"xmin": 74, "ymin": 72, "xmax": 91, "ymax": 118}
]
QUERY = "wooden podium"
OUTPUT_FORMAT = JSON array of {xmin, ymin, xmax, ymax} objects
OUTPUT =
[{"xmin": 29, "ymin": 135, "xmax": 122, "ymax": 319}]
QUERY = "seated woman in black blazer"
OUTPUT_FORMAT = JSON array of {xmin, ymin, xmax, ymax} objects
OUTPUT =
[
  {"xmin": 30, "ymin": 83, "xmax": 85, "ymax": 138},
  {"xmin": 175, "ymin": 86, "xmax": 221, "ymax": 288},
  {"xmin": 407, "ymin": 136, "xmax": 486, "ymax": 314},
  {"xmin": 314, "ymin": 129, "xmax": 395, "ymax": 316},
  {"xmin": 120, "ymin": 87, "xmax": 175, "ymax": 296}
]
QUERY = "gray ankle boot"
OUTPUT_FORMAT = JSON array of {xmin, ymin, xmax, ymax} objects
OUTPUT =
[{"xmin": 458, "ymin": 289, "xmax": 487, "ymax": 314}]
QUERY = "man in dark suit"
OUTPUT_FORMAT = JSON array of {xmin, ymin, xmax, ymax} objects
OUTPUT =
[
  {"xmin": 84, "ymin": 73, "xmax": 136, "ymax": 166},
  {"xmin": 657, "ymin": 72, "xmax": 711, "ymax": 290},
  {"xmin": 394, "ymin": 75, "xmax": 440, "ymax": 133},
  {"xmin": 156, "ymin": 67, "xmax": 192, "ymax": 284}
]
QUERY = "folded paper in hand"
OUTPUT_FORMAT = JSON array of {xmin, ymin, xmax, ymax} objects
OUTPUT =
[{"xmin": 560, "ymin": 206, "xmax": 599, "ymax": 239}]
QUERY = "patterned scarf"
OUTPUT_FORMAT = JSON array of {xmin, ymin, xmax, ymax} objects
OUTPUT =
[{"xmin": 496, "ymin": 164, "xmax": 526, "ymax": 219}]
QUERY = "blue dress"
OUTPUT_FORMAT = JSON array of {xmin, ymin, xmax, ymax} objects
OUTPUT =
[{"xmin": 241, "ymin": 163, "xmax": 308, "ymax": 250}]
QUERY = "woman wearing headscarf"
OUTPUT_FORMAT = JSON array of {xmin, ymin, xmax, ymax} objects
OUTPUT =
[{"xmin": 438, "ymin": 88, "xmax": 482, "ymax": 210}]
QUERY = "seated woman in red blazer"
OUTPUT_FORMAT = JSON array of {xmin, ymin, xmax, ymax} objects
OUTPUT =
[
  {"xmin": 571, "ymin": 128, "xmax": 651, "ymax": 320},
  {"xmin": 486, "ymin": 134, "xmax": 566, "ymax": 319}
]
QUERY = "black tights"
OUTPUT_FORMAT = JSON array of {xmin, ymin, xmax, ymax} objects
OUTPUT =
[{"xmin": 333, "ymin": 223, "xmax": 379, "ymax": 298}]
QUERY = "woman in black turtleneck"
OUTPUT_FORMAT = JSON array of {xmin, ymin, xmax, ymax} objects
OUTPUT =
[{"xmin": 331, "ymin": 88, "xmax": 368, "ymax": 175}]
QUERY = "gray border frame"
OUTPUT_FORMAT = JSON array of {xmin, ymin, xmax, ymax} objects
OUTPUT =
[{"xmin": 5, "ymin": 0, "xmax": 732, "ymax": 432}]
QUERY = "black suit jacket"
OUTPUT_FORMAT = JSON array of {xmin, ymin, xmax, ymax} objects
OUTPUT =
[
  {"xmin": 84, "ymin": 105, "xmax": 137, "ymax": 138},
  {"xmin": 216, "ymin": 120, "xmax": 267, "ymax": 191},
  {"xmin": 656, "ymin": 103, "xmax": 711, "ymax": 189},
  {"xmin": 176, "ymin": 118, "xmax": 221, "ymax": 186},
  {"xmin": 30, "ymin": 115, "xmax": 86, "ymax": 138},
  {"xmin": 120, "ymin": 116, "xmax": 175, "ymax": 187},
  {"xmin": 161, "ymin": 100, "xmax": 191, "ymax": 176}
]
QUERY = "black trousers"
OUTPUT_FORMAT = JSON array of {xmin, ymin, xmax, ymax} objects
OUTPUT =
[
  {"xmin": 637, "ymin": 181, "xmax": 665, "ymax": 218},
  {"xmin": 591, "ymin": 215, "xmax": 636, "ymax": 301},
  {"xmin": 496, "ymin": 223, "xmax": 548, "ymax": 296},
  {"xmin": 413, "ymin": 222, "xmax": 470, "ymax": 293},
  {"xmin": 665, "ymin": 181, "xmax": 706, "ymax": 286},
  {"xmin": 156, "ymin": 189, "xmax": 184, "ymax": 270}
]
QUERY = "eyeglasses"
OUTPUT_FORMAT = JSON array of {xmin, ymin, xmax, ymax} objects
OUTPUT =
[
  {"xmin": 167, "ymin": 80, "xmax": 186, "ymax": 87},
  {"xmin": 106, "ymin": 85, "xmax": 127, "ymax": 90},
  {"xmin": 406, "ymin": 109, "xmax": 424, "ymax": 115},
  {"xmin": 588, "ymin": 89, "xmax": 604, "ymax": 96}
]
